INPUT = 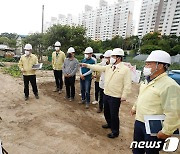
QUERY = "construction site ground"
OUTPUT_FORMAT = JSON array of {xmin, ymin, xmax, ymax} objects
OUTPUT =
[{"xmin": 0, "ymin": 64, "xmax": 179, "ymax": 154}]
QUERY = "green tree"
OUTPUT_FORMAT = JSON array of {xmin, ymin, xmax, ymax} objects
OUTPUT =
[
  {"xmin": 0, "ymin": 33, "xmax": 17, "ymax": 48},
  {"xmin": 23, "ymin": 33, "xmax": 44, "ymax": 61},
  {"xmin": 140, "ymin": 45, "xmax": 161, "ymax": 54},
  {"xmin": 158, "ymin": 39, "xmax": 171, "ymax": 52},
  {"xmin": 111, "ymin": 36, "xmax": 124, "ymax": 49},
  {"xmin": 171, "ymin": 45, "xmax": 180, "ymax": 56},
  {"xmin": 86, "ymin": 39, "xmax": 102, "ymax": 53},
  {"xmin": 101, "ymin": 39, "xmax": 112, "ymax": 51},
  {"xmin": 44, "ymin": 25, "xmax": 87, "ymax": 54},
  {"xmin": 70, "ymin": 26, "xmax": 88, "ymax": 54},
  {"xmin": 0, "ymin": 37, "xmax": 9, "ymax": 45},
  {"xmin": 0, "ymin": 32, "xmax": 17, "ymax": 39},
  {"xmin": 141, "ymin": 32, "xmax": 161, "ymax": 46},
  {"xmin": 124, "ymin": 36, "xmax": 139, "ymax": 50}
]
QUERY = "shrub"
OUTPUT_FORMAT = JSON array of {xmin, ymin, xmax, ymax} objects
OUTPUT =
[
  {"xmin": 42, "ymin": 64, "xmax": 53, "ymax": 70},
  {"xmin": 140, "ymin": 45, "xmax": 161, "ymax": 54},
  {"xmin": 3, "ymin": 64, "xmax": 21, "ymax": 77},
  {"xmin": 0, "ymin": 57, "xmax": 17, "ymax": 62}
]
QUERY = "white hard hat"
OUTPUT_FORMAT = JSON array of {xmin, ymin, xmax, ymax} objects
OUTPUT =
[
  {"xmin": 103, "ymin": 50, "xmax": 112, "ymax": 57},
  {"xmin": 146, "ymin": 50, "xmax": 171, "ymax": 64},
  {"xmin": 24, "ymin": 44, "xmax": 32, "ymax": 50},
  {"xmin": 84, "ymin": 47, "xmax": 93, "ymax": 54},
  {"xmin": 111, "ymin": 48, "xmax": 124, "ymax": 56},
  {"xmin": 55, "ymin": 41, "xmax": 61, "ymax": 47},
  {"xmin": 67, "ymin": 47, "xmax": 75, "ymax": 53}
]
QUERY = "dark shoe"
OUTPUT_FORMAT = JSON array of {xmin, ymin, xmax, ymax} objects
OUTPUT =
[
  {"xmin": 35, "ymin": 95, "xmax": 39, "ymax": 99},
  {"xmin": 97, "ymin": 108, "xmax": 102, "ymax": 113},
  {"xmin": 25, "ymin": 96, "xmax": 29, "ymax": 101},
  {"xmin": 102, "ymin": 124, "xmax": 110, "ymax": 129},
  {"xmin": 107, "ymin": 133, "xmax": 119, "ymax": 138}
]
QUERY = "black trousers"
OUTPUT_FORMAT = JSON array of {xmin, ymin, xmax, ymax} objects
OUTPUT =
[
  {"xmin": 95, "ymin": 81, "xmax": 100, "ymax": 101},
  {"xmin": 53, "ymin": 70, "xmax": 63, "ymax": 90},
  {"xmin": 133, "ymin": 120, "xmax": 165, "ymax": 154},
  {"xmin": 103, "ymin": 94, "xmax": 121, "ymax": 135},
  {"xmin": 65, "ymin": 76, "xmax": 75, "ymax": 98},
  {"xmin": 99, "ymin": 88, "xmax": 104, "ymax": 110},
  {"xmin": 23, "ymin": 75, "xmax": 38, "ymax": 97}
]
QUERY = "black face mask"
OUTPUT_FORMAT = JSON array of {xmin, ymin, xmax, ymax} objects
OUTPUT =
[{"xmin": 67, "ymin": 53, "xmax": 72, "ymax": 58}]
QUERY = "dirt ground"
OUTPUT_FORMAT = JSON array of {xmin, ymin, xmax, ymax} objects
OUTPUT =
[{"xmin": 0, "ymin": 69, "xmax": 179, "ymax": 154}]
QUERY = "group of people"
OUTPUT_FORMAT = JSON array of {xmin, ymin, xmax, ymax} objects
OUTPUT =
[{"xmin": 18, "ymin": 41, "xmax": 180, "ymax": 154}]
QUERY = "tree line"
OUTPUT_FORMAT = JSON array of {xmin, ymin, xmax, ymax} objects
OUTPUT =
[{"xmin": 1, "ymin": 25, "xmax": 180, "ymax": 60}]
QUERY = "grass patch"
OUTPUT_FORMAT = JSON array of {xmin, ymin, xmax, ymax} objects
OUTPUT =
[
  {"xmin": 0, "ymin": 57, "xmax": 17, "ymax": 62},
  {"xmin": 42, "ymin": 63, "xmax": 53, "ymax": 70},
  {"xmin": 3, "ymin": 64, "xmax": 21, "ymax": 77}
]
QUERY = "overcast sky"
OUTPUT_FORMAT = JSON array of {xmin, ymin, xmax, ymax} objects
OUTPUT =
[{"xmin": 0, "ymin": 0, "xmax": 142, "ymax": 35}]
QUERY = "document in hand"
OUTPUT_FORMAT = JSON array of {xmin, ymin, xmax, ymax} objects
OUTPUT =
[
  {"xmin": 32, "ymin": 63, "xmax": 43, "ymax": 70},
  {"xmin": 144, "ymin": 115, "xmax": 180, "ymax": 136}
]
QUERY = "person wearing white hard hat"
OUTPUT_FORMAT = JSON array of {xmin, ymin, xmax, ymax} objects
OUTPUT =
[
  {"xmin": 91, "ymin": 54, "xmax": 97, "ymax": 64},
  {"xmin": 81, "ymin": 48, "xmax": 131, "ymax": 138},
  {"xmin": 95, "ymin": 50, "xmax": 112, "ymax": 113},
  {"xmin": 91, "ymin": 55, "xmax": 102, "ymax": 106},
  {"xmin": 62, "ymin": 47, "xmax": 79, "ymax": 101},
  {"xmin": 18, "ymin": 44, "xmax": 39, "ymax": 101},
  {"xmin": 131, "ymin": 50, "xmax": 180, "ymax": 154},
  {"xmin": 79, "ymin": 47, "xmax": 95, "ymax": 109},
  {"xmin": 52, "ymin": 41, "xmax": 65, "ymax": 94}
]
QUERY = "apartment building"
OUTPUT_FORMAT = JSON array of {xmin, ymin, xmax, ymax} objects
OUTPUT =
[
  {"xmin": 138, "ymin": 0, "xmax": 180, "ymax": 37},
  {"xmin": 80, "ymin": 0, "xmax": 135, "ymax": 40},
  {"xmin": 45, "ymin": 0, "xmax": 135, "ymax": 40}
]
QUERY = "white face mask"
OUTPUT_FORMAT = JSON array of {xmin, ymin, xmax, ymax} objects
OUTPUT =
[
  {"xmin": 101, "ymin": 58, "xmax": 108, "ymax": 65},
  {"xmin": 55, "ymin": 47, "xmax": 60, "ymax": 51},
  {"xmin": 143, "ymin": 67, "xmax": 152, "ymax": 76},
  {"xmin": 25, "ymin": 50, "xmax": 30, "ymax": 56},
  {"xmin": 110, "ymin": 57, "xmax": 116, "ymax": 64},
  {"xmin": 143, "ymin": 63, "xmax": 159, "ymax": 77},
  {"xmin": 84, "ymin": 54, "xmax": 89, "ymax": 59}
]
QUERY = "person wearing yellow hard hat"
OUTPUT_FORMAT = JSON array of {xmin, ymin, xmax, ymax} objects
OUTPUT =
[
  {"xmin": 18, "ymin": 44, "xmax": 39, "ymax": 101},
  {"xmin": 131, "ymin": 50, "xmax": 180, "ymax": 154},
  {"xmin": 81, "ymin": 48, "xmax": 132, "ymax": 138},
  {"xmin": 52, "ymin": 41, "xmax": 65, "ymax": 94}
]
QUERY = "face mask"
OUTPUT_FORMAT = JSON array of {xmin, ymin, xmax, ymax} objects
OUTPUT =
[
  {"xmin": 55, "ymin": 47, "xmax": 60, "ymax": 51},
  {"xmin": 143, "ymin": 67, "xmax": 152, "ymax": 76},
  {"xmin": 67, "ymin": 53, "xmax": 72, "ymax": 58},
  {"xmin": 143, "ymin": 63, "xmax": 159, "ymax": 77},
  {"xmin": 84, "ymin": 54, "xmax": 89, "ymax": 59},
  {"xmin": 110, "ymin": 57, "xmax": 116, "ymax": 64},
  {"xmin": 25, "ymin": 50, "xmax": 30, "ymax": 56},
  {"xmin": 101, "ymin": 58, "xmax": 108, "ymax": 65}
]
